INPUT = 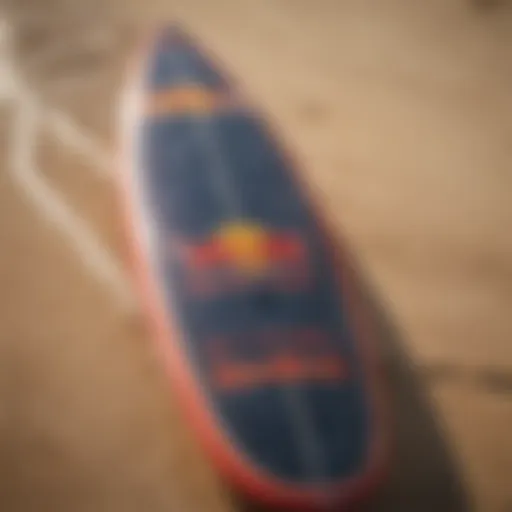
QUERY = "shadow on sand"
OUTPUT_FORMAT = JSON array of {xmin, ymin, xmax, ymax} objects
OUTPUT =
[{"xmin": 233, "ymin": 257, "xmax": 471, "ymax": 512}]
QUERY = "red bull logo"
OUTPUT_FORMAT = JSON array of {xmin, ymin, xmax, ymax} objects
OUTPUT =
[{"xmin": 171, "ymin": 222, "xmax": 310, "ymax": 296}]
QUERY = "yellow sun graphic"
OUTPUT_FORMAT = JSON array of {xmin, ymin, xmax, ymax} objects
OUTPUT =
[{"xmin": 216, "ymin": 221, "xmax": 269, "ymax": 274}]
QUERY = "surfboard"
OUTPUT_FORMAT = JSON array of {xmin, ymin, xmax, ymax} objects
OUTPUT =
[{"xmin": 119, "ymin": 25, "xmax": 389, "ymax": 511}]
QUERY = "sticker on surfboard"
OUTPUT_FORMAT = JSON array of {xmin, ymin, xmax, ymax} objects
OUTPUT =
[{"xmin": 119, "ymin": 24, "xmax": 389, "ymax": 511}]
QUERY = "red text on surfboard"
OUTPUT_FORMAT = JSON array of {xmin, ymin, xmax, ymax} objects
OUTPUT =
[{"xmin": 207, "ymin": 329, "xmax": 349, "ymax": 392}]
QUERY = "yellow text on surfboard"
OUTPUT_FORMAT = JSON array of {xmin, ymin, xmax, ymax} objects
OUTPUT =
[{"xmin": 146, "ymin": 85, "xmax": 233, "ymax": 116}]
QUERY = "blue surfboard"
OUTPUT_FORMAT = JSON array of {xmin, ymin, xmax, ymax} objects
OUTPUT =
[{"xmin": 119, "ymin": 25, "xmax": 389, "ymax": 510}]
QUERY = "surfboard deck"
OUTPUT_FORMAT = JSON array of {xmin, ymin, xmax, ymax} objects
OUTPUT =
[{"xmin": 119, "ymin": 25, "xmax": 389, "ymax": 511}]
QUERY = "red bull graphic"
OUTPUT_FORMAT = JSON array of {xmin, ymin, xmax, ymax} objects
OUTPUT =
[
  {"xmin": 207, "ymin": 329, "xmax": 349, "ymax": 392},
  {"xmin": 170, "ymin": 222, "xmax": 311, "ymax": 296}
]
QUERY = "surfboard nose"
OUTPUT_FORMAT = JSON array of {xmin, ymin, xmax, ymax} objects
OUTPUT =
[
  {"xmin": 150, "ymin": 23, "xmax": 196, "ymax": 52},
  {"xmin": 145, "ymin": 24, "xmax": 230, "ymax": 93}
]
